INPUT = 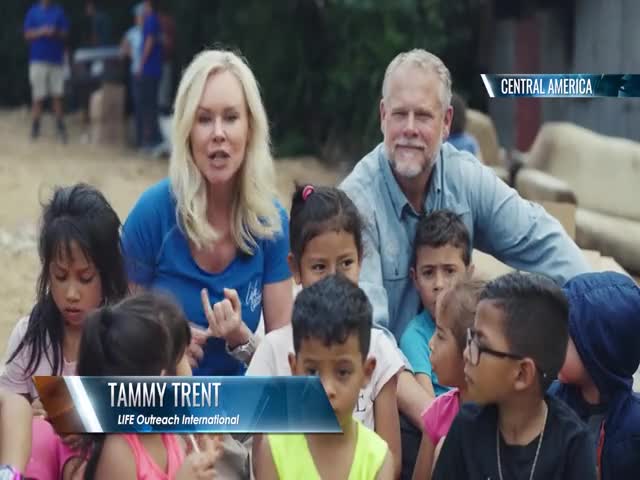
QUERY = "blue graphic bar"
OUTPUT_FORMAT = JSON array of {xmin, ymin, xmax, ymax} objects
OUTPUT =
[
  {"xmin": 33, "ymin": 376, "xmax": 340, "ymax": 434},
  {"xmin": 481, "ymin": 74, "xmax": 640, "ymax": 98}
]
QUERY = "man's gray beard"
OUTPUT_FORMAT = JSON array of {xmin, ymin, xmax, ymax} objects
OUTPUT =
[
  {"xmin": 387, "ymin": 143, "xmax": 440, "ymax": 180},
  {"xmin": 391, "ymin": 160, "xmax": 425, "ymax": 179}
]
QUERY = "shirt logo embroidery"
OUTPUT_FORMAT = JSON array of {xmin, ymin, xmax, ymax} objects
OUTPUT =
[{"xmin": 245, "ymin": 280, "xmax": 262, "ymax": 313}]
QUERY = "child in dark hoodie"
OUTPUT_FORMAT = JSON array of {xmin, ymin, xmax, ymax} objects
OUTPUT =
[{"xmin": 550, "ymin": 271, "xmax": 640, "ymax": 479}]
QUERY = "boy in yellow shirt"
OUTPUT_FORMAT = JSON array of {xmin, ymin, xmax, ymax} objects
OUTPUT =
[{"xmin": 254, "ymin": 274, "xmax": 394, "ymax": 479}]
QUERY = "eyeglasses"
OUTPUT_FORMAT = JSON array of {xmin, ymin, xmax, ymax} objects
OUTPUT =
[{"xmin": 466, "ymin": 328, "xmax": 525, "ymax": 367}]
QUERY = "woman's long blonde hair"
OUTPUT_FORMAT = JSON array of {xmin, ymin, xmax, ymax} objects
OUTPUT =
[{"xmin": 169, "ymin": 49, "xmax": 281, "ymax": 254}]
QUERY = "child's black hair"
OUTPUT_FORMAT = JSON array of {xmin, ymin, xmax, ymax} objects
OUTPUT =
[
  {"xmin": 479, "ymin": 272, "xmax": 569, "ymax": 392},
  {"xmin": 450, "ymin": 93, "xmax": 468, "ymax": 135},
  {"xmin": 289, "ymin": 184, "xmax": 363, "ymax": 263},
  {"xmin": 413, "ymin": 210, "xmax": 471, "ymax": 266},
  {"xmin": 8, "ymin": 184, "xmax": 128, "ymax": 378},
  {"xmin": 76, "ymin": 292, "xmax": 173, "ymax": 376},
  {"xmin": 438, "ymin": 278, "xmax": 485, "ymax": 352},
  {"xmin": 151, "ymin": 293, "xmax": 192, "ymax": 375},
  {"xmin": 77, "ymin": 292, "xmax": 175, "ymax": 480},
  {"xmin": 291, "ymin": 274, "xmax": 372, "ymax": 360}
]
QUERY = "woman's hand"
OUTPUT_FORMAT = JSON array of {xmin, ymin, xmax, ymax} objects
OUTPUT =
[
  {"xmin": 187, "ymin": 325, "xmax": 209, "ymax": 368},
  {"xmin": 201, "ymin": 288, "xmax": 251, "ymax": 348},
  {"xmin": 176, "ymin": 435, "xmax": 223, "ymax": 480}
]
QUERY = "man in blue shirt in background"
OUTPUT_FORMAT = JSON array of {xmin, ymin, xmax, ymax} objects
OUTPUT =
[
  {"xmin": 24, "ymin": 0, "xmax": 69, "ymax": 143},
  {"xmin": 137, "ymin": 0, "xmax": 163, "ymax": 150}
]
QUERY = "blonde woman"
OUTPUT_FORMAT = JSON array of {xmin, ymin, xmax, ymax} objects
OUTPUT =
[{"xmin": 122, "ymin": 49, "xmax": 292, "ymax": 376}]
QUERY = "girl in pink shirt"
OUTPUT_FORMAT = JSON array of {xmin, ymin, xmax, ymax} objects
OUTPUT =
[
  {"xmin": 412, "ymin": 279, "xmax": 484, "ymax": 480},
  {"xmin": 74, "ymin": 293, "xmax": 222, "ymax": 480}
]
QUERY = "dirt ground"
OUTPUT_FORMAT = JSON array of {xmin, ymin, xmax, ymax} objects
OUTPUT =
[{"xmin": 0, "ymin": 108, "xmax": 341, "ymax": 355}]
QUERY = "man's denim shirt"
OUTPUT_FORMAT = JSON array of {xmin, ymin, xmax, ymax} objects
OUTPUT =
[{"xmin": 340, "ymin": 142, "xmax": 591, "ymax": 339}]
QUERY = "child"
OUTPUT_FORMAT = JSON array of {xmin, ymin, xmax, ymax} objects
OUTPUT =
[
  {"xmin": 551, "ymin": 271, "xmax": 640, "ymax": 479},
  {"xmin": 0, "ymin": 389, "xmax": 33, "ymax": 477},
  {"xmin": 254, "ymin": 274, "xmax": 394, "ymax": 479},
  {"xmin": 0, "ymin": 183, "xmax": 128, "ymax": 400},
  {"xmin": 157, "ymin": 292, "xmax": 251, "ymax": 480},
  {"xmin": 0, "ymin": 184, "xmax": 128, "ymax": 479},
  {"xmin": 153, "ymin": 292, "xmax": 194, "ymax": 377},
  {"xmin": 412, "ymin": 279, "xmax": 484, "ymax": 480},
  {"xmin": 400, "ymin": 210, "xmax": 474, "ymax": 399},
  {"xmin": 76, "ymin": 292, "xmax": 222, "ymax": 480},
  {"xmin": 246, "ymin": 184, "xmax": 404, "ymax": 475},
  {"xmin": 432, "ymin": 272, "xmax": 597, "ymax": 479}
]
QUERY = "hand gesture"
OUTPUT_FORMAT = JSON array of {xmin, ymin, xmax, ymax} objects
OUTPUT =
[
  {"xmin": 177, "ymin": 435, "xmax": 223, "ymax": 480},
  {"xmin": 186, "ymin": 325, "xmax": 210, "ymax": 369},
  {"xmin": 201, "ymin": 288, "xmax": 251, "ymax": 348}
]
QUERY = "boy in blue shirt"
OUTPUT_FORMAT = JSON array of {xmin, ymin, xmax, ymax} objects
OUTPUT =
[
  {"xmin": 24, "ymin": 0, "xmax": 69, "ymax": 143},
  {"xmin": 400, "ymin": 210, "xmax": 474, "ymax": 399}
]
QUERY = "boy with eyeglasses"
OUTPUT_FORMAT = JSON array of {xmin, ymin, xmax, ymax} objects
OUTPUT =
[{"xmin": 432, "ymin": 272, "xmax": 596, "ymax": 480}]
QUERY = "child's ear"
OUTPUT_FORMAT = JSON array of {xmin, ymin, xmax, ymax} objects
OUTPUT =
[
  {"xmin": 410, "ymin": 266, "xmax": 417, "ymax": 287},
  {"xmin": 362, "ymin": 356, "xmax": 376, "ymax": 388},
  {"xmin": 287, "ymin": 253, "xmax": 302, "ymax": 285},
  {"xmin": 466, "ymin": 263, "xmax": 475, "ymax": 278},
  {"xmin": 513, "ymin": 359, "xmax": 537, "ymax": 392},
  {"xmin": 287, "ymin": 352, "xmax": 298, "ymax": 375}
]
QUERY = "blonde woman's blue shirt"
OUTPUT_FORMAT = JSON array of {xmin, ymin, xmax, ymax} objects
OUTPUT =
[
  {"xmin": 399, "ymin": 310, "xmax": 450, "ymax": 397},
  {"xmin": 121, "ymin": 179, "xmax": 291, "ymax": 376}
]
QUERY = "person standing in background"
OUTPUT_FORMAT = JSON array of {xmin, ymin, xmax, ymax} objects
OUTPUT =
[
  {"xmin": 158, "ymin": 7, "xmax": 176, "ymax": 115},
  {"xmin": 138, "ymin": 0, "xmax": 163, "ymax": 150},
  {"xmin": 121, "ymin": 3, "xmax": 145, "ymax": 147},
  {"xmin": 446, "ymin": 93, "xmax": 481, "ymax": 160},
  {"xmin": 24, "ymin": 0, "xmax": 69, "ymax": 143},
  {"xmin": 84, "ymin": 1, "xmax": 112, "ymax": 47}
]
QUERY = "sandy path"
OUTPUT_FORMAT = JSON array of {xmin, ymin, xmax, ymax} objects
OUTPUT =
[{"xmin": 0, "ymin": 108, "xmax": 340, "ymax": 354}]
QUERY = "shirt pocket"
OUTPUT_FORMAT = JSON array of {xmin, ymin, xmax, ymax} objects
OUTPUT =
[
  {"xmin": 381, "ymin": 244, "xmax": 410, "ymax": 282},
  {"xmin": 381, "ymin": 249, "xmax": 410, "ymax": 322}
]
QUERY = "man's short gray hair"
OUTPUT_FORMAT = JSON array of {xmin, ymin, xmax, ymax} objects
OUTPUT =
[{"xmin": 382, "ymin": 49, "xmax": 452, "ymax": 111}]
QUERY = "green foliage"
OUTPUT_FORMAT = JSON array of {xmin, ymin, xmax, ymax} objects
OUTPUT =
[{"xmin": 4, "ymin": 0, "xmax": 485, "ymax": 163}]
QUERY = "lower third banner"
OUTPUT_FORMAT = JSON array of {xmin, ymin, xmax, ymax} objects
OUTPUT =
[{"xmin": 33, "ymin": 376, "xmax": 340, "ymax": 434}]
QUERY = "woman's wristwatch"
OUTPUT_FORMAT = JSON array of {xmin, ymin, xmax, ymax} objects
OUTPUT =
[
  {"xmin": 225, "ymin": 334, "xmax": 257, "ymax": 366},
  {"xmin": 0, "ymin": 465, "xmax": 22, "ymax": 480}
]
